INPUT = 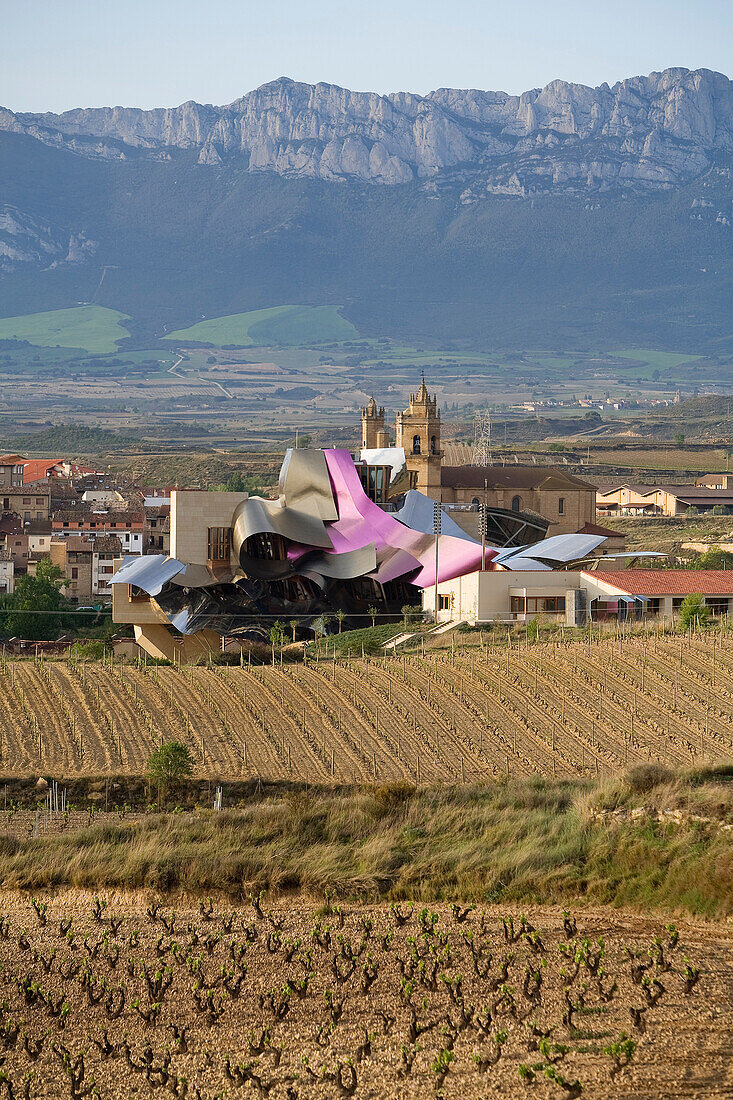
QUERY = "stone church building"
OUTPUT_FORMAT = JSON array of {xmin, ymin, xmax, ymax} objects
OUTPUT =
[{"xmin": 362, "ymin": 379, "xmax": 596, "ymax": 536}]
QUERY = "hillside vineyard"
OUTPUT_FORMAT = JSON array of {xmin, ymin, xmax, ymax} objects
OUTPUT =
[{"xmin": 2, "ymin": 633, "xmax": 732, "ymax": 781}]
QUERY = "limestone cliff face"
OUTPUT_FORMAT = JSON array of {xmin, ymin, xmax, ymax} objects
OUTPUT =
[
  {"xmin": 2, "ymin": 68, "xmax": 732, "ymax": 191},
  {"xmin": 0, "ymin": 205, "xmax": 97, "ymax": 273}
]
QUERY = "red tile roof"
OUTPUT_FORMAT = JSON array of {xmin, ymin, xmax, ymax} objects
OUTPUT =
[
  {"xmin": 21, "ymin": 460, "xmax": 57, "ymax": 483},
  {"xmin": 589, "ymin": 569, "xmax": 733, "ymax": 596},
  {"xmin": 578, "ymin": 522, "xmax": 625, "ymax": 538},
  {"xmin": 22, "ymin": 459, "xmax": 101, "ymax": 483}
]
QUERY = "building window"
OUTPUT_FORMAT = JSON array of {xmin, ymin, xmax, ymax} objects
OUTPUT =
[
  {"xmin": 526, "ymin": 596, "xmax": 566, "ymax": 613},
  {"xmin": 558, "ymin": 497, "xmax": 565, "ymax": 515},
  {"xmin": 71, "ymin": 567, "xmax": 78, "ymax": 580},
  {"xmin": 358, "ymin": 464, "xmax": 389, "ymax": 504},
  {"xmin": 511, "ymin": 496, "xmax": 521, "ymax": 512},
  {"xmin": 2, "ymin": 499, "xmax": 8, "ymax": 511},
  {"xmin": 35, "ymin": 498, "xmax": 44, "ymax": 505},
  {"xmin": 430, "ymin": 435, "xmax": 437, "ymax": 455},
  {"xmin": 438, "ymin": 593, "xmax": 452, "ymax": 611},
  {"xmin": 36, "ymin": 512, "xmax": 43, "ymax": 520},
  {"xmin": 511, "ymin": 595, "xmax": 566, "ymax": 615},
  {"xmin": 23, "ymin": 498, "xmax": 30, "ymax": 505},
  {"xmin": 24, "ymin": 512, "xmax": 30, "ymax": 521},
  {"xmin": 208, "ymin": 527, "xmax": 231, "ymax": 562},
  {"xmin": 412, "ymin": 435, "xmax": 421, "ymax": 455}
]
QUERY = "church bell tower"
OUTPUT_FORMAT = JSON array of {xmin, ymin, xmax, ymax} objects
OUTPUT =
[
  {"xmin": 395, "ymin": 377, "xmax": 442, "ymax": 498},
  {"xmin": 361, "ymin": 396, "xmax": 389, "ymax": 449}
]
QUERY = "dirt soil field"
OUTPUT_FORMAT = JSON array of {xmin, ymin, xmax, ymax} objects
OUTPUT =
[
  {"xmin": 2, "ymin": 632, "xmax": 733, "ymax": 784},
  {"xmin": 0, "ymin": 891, "xmax": 729, "ymax": 1099}
]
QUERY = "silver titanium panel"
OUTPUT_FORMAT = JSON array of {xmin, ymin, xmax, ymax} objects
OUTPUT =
[
  {"xmin": 110, "ymin": 555, "xmax": 185, "ymax": 595},
  {"xmin": 395, "ymin": 490, "xmax": 479, "ymax": 544},
  {"xmin": 278, "ymin": 448, "xmax": 339, "ymax": 521},
  {"xmin": 231, "ymin": 496, "xmax": 334, "ymax": 557}
]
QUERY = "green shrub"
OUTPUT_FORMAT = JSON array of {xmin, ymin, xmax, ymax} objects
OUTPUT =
[
  {"xmin": 146, "ymin": 741, "xmax": 194, "ymax": 787},
  {"xmin": 69, "ymin": 639, "xmax": 106, "ymax": 661},
  {"xmin": 678, "ymin": 593, "xmax": 709, "ymax": 631}
]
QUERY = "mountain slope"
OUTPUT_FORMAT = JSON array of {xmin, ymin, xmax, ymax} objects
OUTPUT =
[
  {"xmin": 3, "ymin": 69, "xmax": 732, "ymax": 190},
  {"xmin": 0, "ymin": 69, "xmax": 731, "ymax": 351}
]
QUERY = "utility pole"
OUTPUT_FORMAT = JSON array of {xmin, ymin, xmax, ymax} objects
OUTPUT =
[{"xmin": 433, "ymin": 498, "xmax": 441, "ymax": 624}]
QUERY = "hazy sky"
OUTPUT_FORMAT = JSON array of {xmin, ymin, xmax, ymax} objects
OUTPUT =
[{"xmin": 3, "ymin": 0, "xmax": 732, "ymax": 112}]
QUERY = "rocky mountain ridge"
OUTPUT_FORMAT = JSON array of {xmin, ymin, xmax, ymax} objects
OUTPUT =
[{"xmin": 2, "ymin": 67, "xmax": 732, "ymax": 192}]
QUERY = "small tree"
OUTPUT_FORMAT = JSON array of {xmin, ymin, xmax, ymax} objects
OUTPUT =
[
  {"xmin": 402, "ymin": 604, "xmax": 421, "ymax": 628},
  {"xmin": 3, "ymin": 559, "xmax": 67, "ymax": 640},
  {"xmin": 692, "ymin": 547, "xmax": 733, "ymax": 569},
  {"xmin": 678, "ymin": 593, "xmax": 709, "ymax": 631},
  {"xmin": 367, "ymin": 605, "xmax": 379, "ymax": 628},
  {"xmin": 147, "ymin": 741, "xmax": 194, "ymax": 793},
  {"xmin": 289, "ymin": 619, "xmax": 299, "ymax": 643},
  {"xmin": 336, "ymin": 609, "xmax": 345, "ymax": 633},
  {"xmin": 225, "ymin": 471, "xmax": 248, "ymax": 493}
]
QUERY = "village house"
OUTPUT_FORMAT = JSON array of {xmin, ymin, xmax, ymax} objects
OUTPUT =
[
  {"xmin": 51, "ymin": 509, "xmax": 144, "ymax": 555},
  {"xmin": 0, "ymin": 455, "xmax": 25, "ymax": 489},
  {"xmin": 144, "ymin": 504, "xmax": 170, "ymax": 554},
  {"xmin": 0, "ymin": 485, "xmax": 51, "ymax": 522},
  {"xmin": 49, "ymin": 534, "xmax": 122, "ymax": 604},
  {"xmin": 597, "ymin": 483, "xmax": 733, "ymax": 517},
  {"xmin": 0, "ymin": 551, "xmax": 14, "ymax": 595},
  {"xmin": 425, "ymin": 568, "xmax": 733, "ymax": 626}
]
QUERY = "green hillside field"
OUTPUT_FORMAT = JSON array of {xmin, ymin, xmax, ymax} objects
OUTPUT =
[
  {"xmin": 164, "ymin": 305, "xmax": 358, "ymax": 347},
  {"xmin": 613, "ymin": 349, "xmax": 702, "ymax": 378},
  {"xmin": 0, "ymin": 306, "xmax": 131, "ymax": 355}
]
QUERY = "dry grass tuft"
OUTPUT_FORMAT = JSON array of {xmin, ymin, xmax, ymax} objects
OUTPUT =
[{"xmin": 1, "ymin": 769, "xmax": 733, "ymax": 915}]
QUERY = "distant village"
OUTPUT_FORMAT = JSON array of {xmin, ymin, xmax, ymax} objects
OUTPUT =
[
  {"xmin": 3, "ymin": 381, "xmax": 733, "ymax": 644},
  {"xmin": 0, "ymin": 455, "xmax": 171, "ymax": 605}
]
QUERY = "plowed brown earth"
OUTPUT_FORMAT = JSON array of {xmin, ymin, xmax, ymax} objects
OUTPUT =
[
  {"xmin": 0, "ymin": 892, "xmax": 729, "ymax": 1099},
  {"xmin": 0, "ymin": 633, "xmax": 731, "ymax": 782}
]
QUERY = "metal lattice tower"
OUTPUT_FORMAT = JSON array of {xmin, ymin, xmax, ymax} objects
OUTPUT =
[{"xmin": 471, "ymin": 409, "xmax": 493, "ymax": 465}]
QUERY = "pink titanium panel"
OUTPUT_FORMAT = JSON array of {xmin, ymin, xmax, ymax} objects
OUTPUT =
[{"xmin": 323, "ymin": 449, "xmax": 494, "ymax": 587}]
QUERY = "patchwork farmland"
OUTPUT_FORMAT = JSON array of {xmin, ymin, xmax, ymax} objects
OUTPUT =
[{"xmin": 1, "ymin": 633, "xmax": 731, "ymax": 782}]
